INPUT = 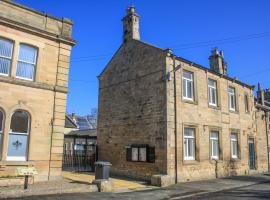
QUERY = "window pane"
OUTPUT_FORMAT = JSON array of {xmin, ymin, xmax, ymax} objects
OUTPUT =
[
  {"xmin": 188, "ymin": 139, "xmax": 194, "ymax": 157},
  {"xmin": 0, "ymin": 38, "xmax": 13, "ymax": 75},
  {"xmin": 210, "ymin": 131, "xmax": 218, "ymax": 139},
  {"xmin": 184, "ymin": 128, "xmax": 194, "ymax": 137},
  {"xmin": 0, "ymin": 57, "xmax": 11, "ymax": 75},
  {"xmin": 213, "ymin": 140, "xmax": 218, "ymax": 157},
  {"xmin": 0, "ymin": 38, "xmax": 13, "ymax": 58},
  {"xmin": 208, "ymin": 79, "xmax": 216, "ymax": 87},
  {"xmin": 132, "ymin": 147, "xmax": 138, "ymax": 161},
  {"xmin": 16, "ymin": 44, "xmax": 37, "ymax": 80},
  {"xmin": 183, "ymin": 71, "xmax": 192, "ymax": 79},
  {"xmin": 187, "ymin": 81, "xmax": 193, "ymax": 99},
  {"xmin": 231, "ymin": 133, "xmax": 237, "ymax": 140},
  {"xmin": 7, "ymin": 134, "xmax": 28, "ymax": 159},
  {"xmin": 211, "ymin": 89, "xmax": 216, "ymax": 104},
  {"xmin": 10, "ymin": 111, "xmax": 29, "ymax": 134},
  {"xmin": 183, "ymin": 79, "xmax": 187, "ymax": 97},
  {"xmin": 139, "ymin": 148, "xmax": 147, "ymax": 161},
  {"xmin": 18, "ymin": 44, "xmax": 37, "ymax": 64},
  {"xmin": 16, "ymin": 62, "xmax": 35, "ymax": 80},
  {"xmin": 184, "ymin": 139, "xmax": 188, "ymax": 157}
]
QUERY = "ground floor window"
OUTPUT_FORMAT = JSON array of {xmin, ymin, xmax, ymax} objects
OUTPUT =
[
  {"xmin": 127, "ymin": 145, "xmax": 155, "ymax": 163},
  {"xmin": 7, "ymin": 110, "xmax": 30, "ymax": 161},
  {"xmin": 131, "ymin": 146, "xmax": 147, "ymax": 161},
  {"xmin": 210, "ymin": 131, "xmax": 219, "ymax": 160},
  {"xmin": 184, "ymin": 128, "xmax": 195, "ymax": 160},
  {"xmin": 231, "ymin": 133, "xmax": 238, "ymax": 159}
]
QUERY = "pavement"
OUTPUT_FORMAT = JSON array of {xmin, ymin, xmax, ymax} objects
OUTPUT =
[
  {"xmin": 62, "ymin": 171, "xmax": 151, "ymax": 192},
  {"xmin": 1, "ymin": 173, "xmax": 270, "ymax": 199},
  {"xmin": 0, "ymin": 171, "xmax": 152, "ymax": 199}
]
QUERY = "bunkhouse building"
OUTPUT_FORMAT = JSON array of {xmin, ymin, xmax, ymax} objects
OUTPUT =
[
  {"xmin": 0, "ymin": 0, "xmax": 75, "ymax": 182},
  {"xmin": 97, "ymin": 6, "xmax": 269, "ymax": 185}
]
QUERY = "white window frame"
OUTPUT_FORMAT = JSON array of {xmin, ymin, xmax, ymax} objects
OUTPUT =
[
  {"xmin": 208, "ymin": 79, "xmax": 217, "ymax": 106},
  {"xmin": 228, "ymin": 87, "xmax": 236, "ymax": 111},
  {"xmin": 16, "ymin": 44, "xmax": 37, "ymax": 81},
  {"xmin": 231, "ymin": 133, "xmax": 238, "ymax": 159},
  {"xmin": 184, "ymin": 128, "xmax": 195, "ymax": 160},
  {"xmin": 182, "ymin": 70, "xmax": 194, "ymax": 101},
  {"xmin": 210, "ymin": 131, "xmax": 219, "ymax": 160},
  {"xmin": 0, "ymin": 38, "xmax": 13, "ymax": 76}
]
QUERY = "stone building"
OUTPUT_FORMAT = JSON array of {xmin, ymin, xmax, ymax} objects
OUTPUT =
[
  {"xmin": 97, "ymin": 6, "xmax": 269, "ymax": 184},
  {"xmin": 256, "ymin": 85, "xmax": 270, "ymax": 171},
  {"xmin": 0, "ymin": 0, "xmax": 75, "ymax": 181}
]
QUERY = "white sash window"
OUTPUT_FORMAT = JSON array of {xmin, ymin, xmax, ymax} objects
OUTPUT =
[
  {"xmin": 184, "ymin": 128, "xmax": 195, "ymax": 160},
  {"xmin": 228, "ymin": 87, "xmax": 236, "ymax": 111},
  {"xmin": 208, "ymin": 79, "xmax": 217, "ymax": 106},
  {"xmin": 182, "ymin": 70, "xmax": 194, "ymax": 101},
  {"xmin": 210, "ymin": 131, "xmax": 219, "ymax": 159},
  {"xmin": 0, "ymin": 38, "xmax": 13, "ymax": 76},
  {"xmin": 231, "ymin": 133, "xmax": 238, "ymax": 159},
  {"xmin": 16, "ymin": 44, "xmax": 37, "ymax": 81}
]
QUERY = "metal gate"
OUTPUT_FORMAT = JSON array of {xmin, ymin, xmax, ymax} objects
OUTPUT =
[{"xmin": 62, "ymin": 145, "xmax": 97, "ymax": 172}]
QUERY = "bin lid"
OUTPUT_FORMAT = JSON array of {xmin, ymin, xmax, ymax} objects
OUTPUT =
[{"xmin": 94, "ymin": 161, "xmax": 112, "ymax": 166}]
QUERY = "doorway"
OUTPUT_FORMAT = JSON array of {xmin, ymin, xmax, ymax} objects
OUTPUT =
[{"xmin": 248, "ymin": 138, "xmax": 256, "ymax": 170}]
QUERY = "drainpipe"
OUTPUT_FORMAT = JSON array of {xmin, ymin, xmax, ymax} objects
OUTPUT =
[
  {"xmin": 266, "ymin": 111, "xmax": 270, "ymax": 172},
  {"xmin": 173, "ymin": 55, "xmax": 178, "ymax": 183}
]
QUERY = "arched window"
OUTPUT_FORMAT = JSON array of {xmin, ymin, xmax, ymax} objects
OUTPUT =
[
  {"xmin": 7, "ymin": 110, "xmax": 30, "ymax": 161},
  {"xmin": 0, "ymin": 109, "xmax": 4, "ymax": 160}
]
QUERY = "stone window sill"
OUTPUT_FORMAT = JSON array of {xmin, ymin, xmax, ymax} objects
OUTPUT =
[
  {"xmin": 208, "ymin": 105, "xmax": 220, "ymax": 110},
  {"xmin": 182, "ymin": 99, "xmax": 198, "ymax": 105},
  {"xmin": 183, "ymin": 160, "xmax": 200, "ymax": 165},
  {"xmin": 0, "ymin": 161, "xmax": 34, "ymax": 167},
  {"xmin": 229, "ymin": 110, "xmax": 239, "ymax": 114},
  {"xmin": 209, "ymin": 159, "xmax": 223, "ymax": 164}
]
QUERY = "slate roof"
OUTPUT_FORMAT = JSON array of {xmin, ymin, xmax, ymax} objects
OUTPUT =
[
  {"xmin": 65, "ymin": 115, "xmax": 78, "ymax": 129},
  {"xmin": 65, "ymin": 129, "xmax": 97, "ymax": 138}
]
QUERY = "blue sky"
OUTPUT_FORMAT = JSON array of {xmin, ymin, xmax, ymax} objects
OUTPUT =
[{"xmin": 16, "ymin": 0, "xmax": 270, "ymax": 115}]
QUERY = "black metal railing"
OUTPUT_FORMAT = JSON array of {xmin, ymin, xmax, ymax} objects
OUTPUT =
[{"xmin": 62, "ymin": 148, "xmax": 97, "ymax": 172}]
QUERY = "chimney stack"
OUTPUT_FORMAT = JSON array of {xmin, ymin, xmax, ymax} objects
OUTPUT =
[
  {"xmin": 257, "ymin": 83, "xmax": 265, "ymax": 105},
  {"xmin": 209, "ymin": 48, "xmax": 227, "ymax": 75},
  {"xmin": 122, "ymin": 6, "xmax": 140, "ymax": 43}
]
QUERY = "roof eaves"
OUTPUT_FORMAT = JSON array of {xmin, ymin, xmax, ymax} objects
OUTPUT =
[{"xmin": 175, "ymin": 56, "xmax": 254, "ymax": 90}]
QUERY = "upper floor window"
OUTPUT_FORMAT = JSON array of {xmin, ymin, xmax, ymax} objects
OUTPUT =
[
  {"xmin": 7, "ymin": 110, "xmax": 30, "ymax": 161},
  {"xmin": 182, "ymin": 70, "xmax": 194, "ymax": 101},
  {"xmin": 0, "ymin": 38, "xmax": 13, "ymax": 76},
  {"xmin": 184, "ymin": 127, "xmax": 195, "ymax": 160},
  {"xmin": 208, "ymin": 79, "xmax": 217, "ymax": 106},
  {"xmin": 16, "ymin": 44, "xmax": 37, "ymax": 81},
  {"xmin": 244, "ymin": 94, "xmax": 249, "ymax": 112},
  {"xmin": 228, "ymin": 87, "xmax": 236, "ymax": 111}
]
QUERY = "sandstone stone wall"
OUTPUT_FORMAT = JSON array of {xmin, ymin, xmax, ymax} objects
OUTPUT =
[
  {"xmin": 98, "ymin": 39, "xmax": 269, "ymax": 182},
  {"xmin": 0, "ymin": 1, "xmax": 74, "ymax": 182},
  {"xmin": 166, "ymin": 56, "xmax": 269, "ymax": 182},
  {"xmin": 98, "ymin": 40, "xmax": 168, "ymax": 179}
]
